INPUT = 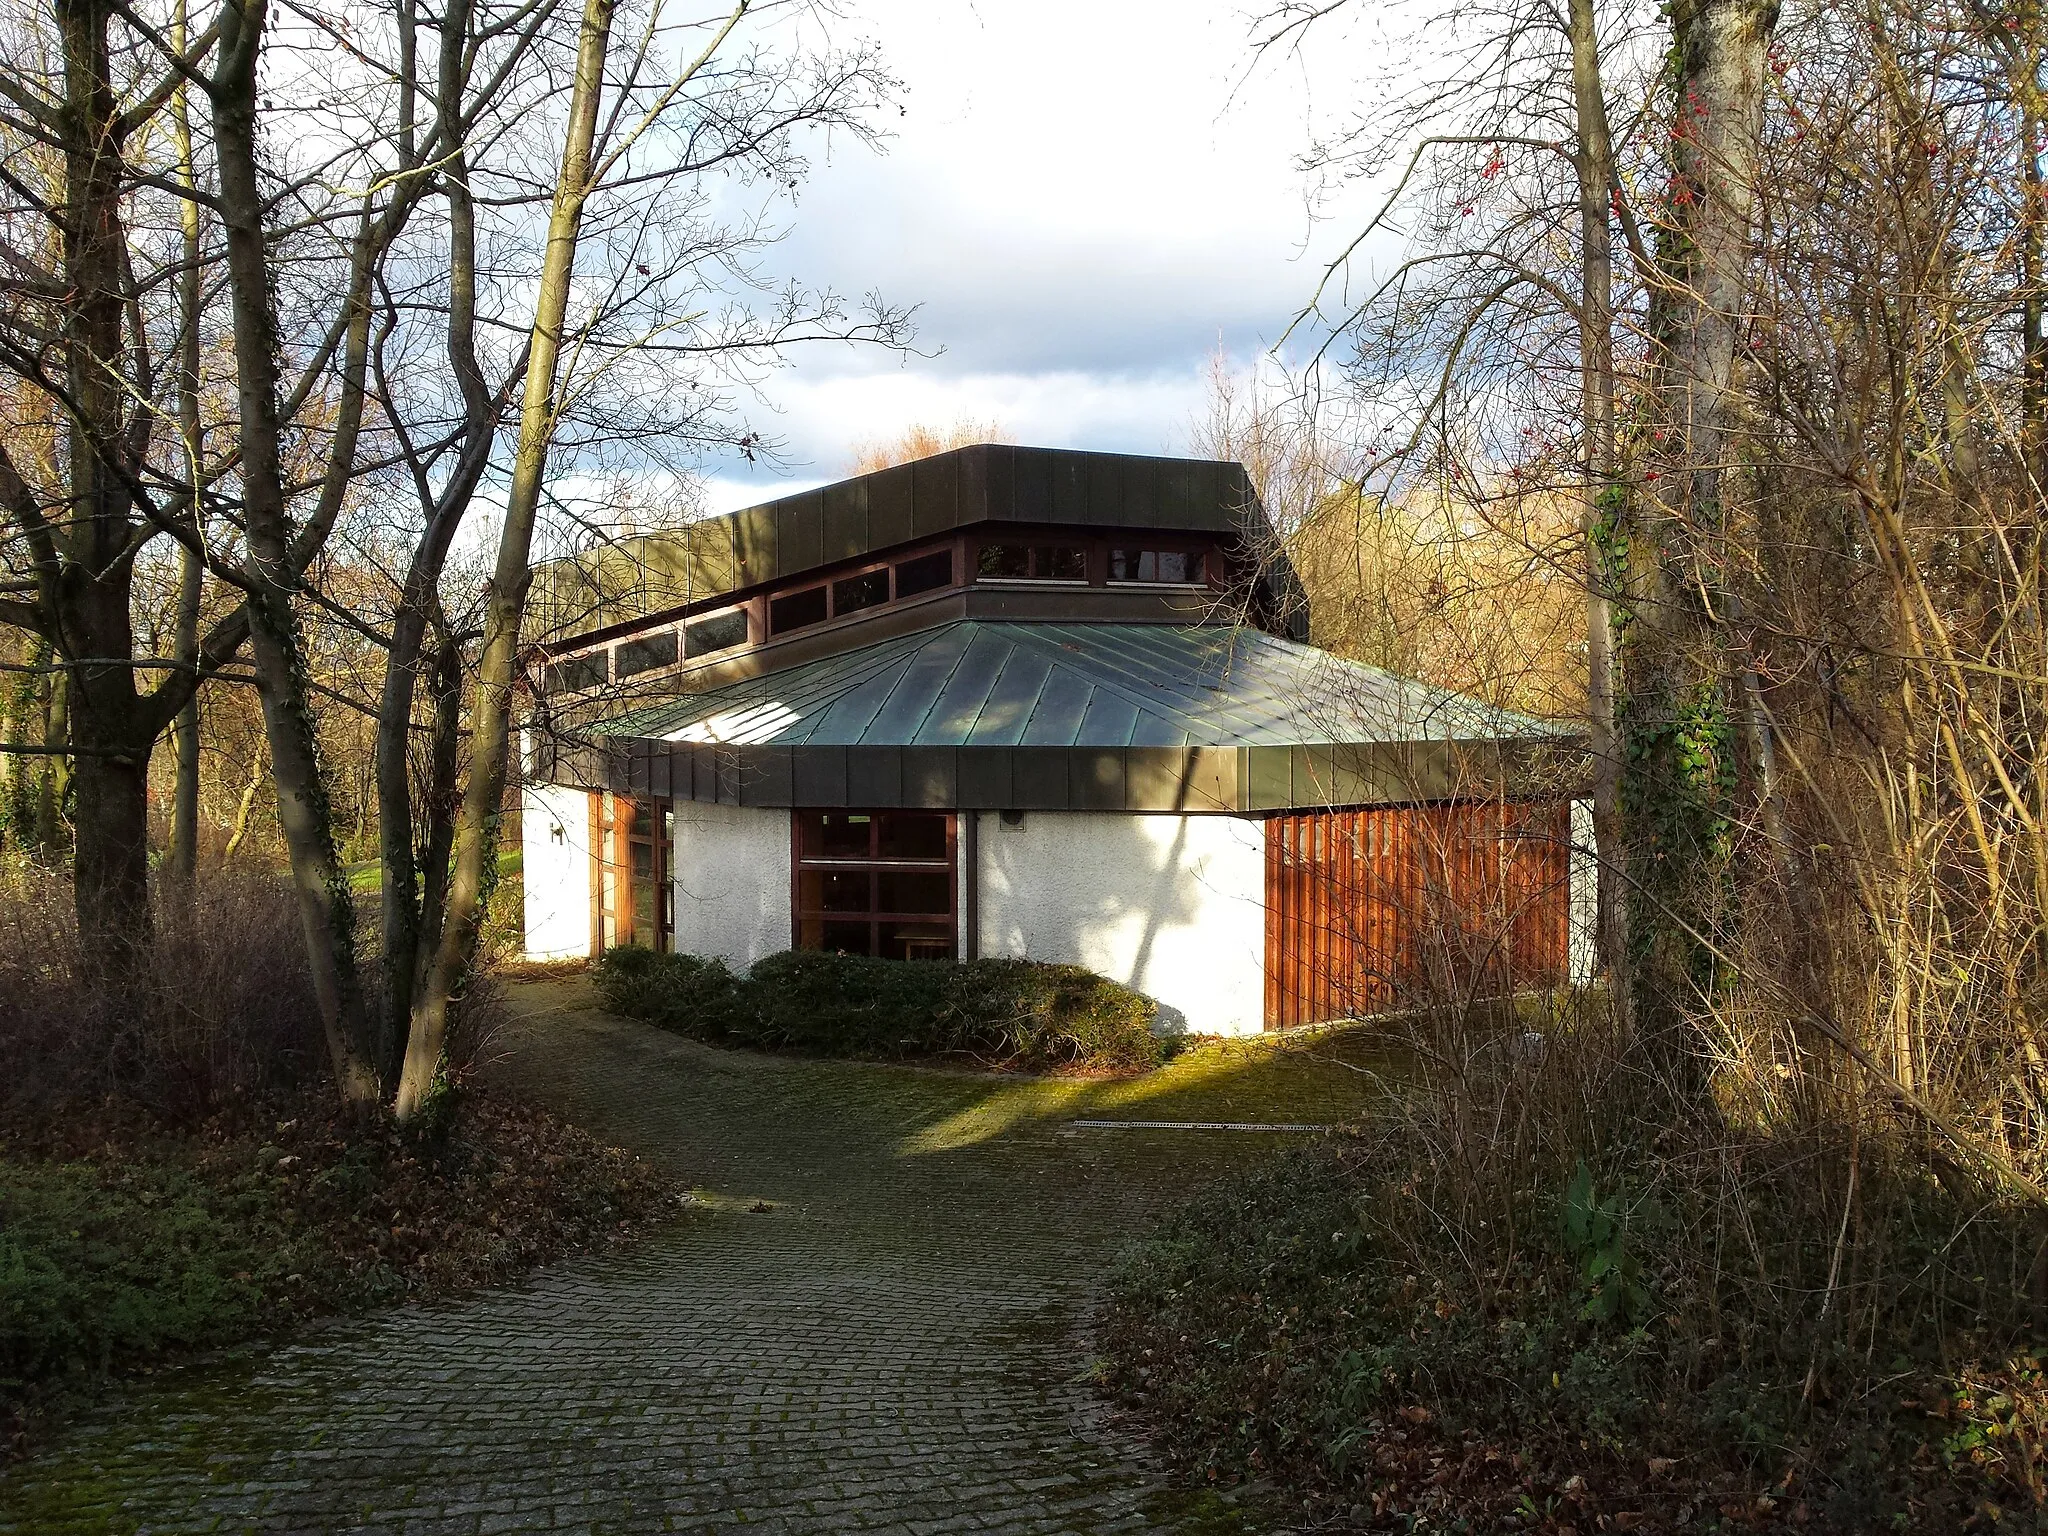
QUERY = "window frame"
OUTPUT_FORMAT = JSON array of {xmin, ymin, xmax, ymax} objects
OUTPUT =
[
  {"xmin": 790, "ymin": 808, "xmax": 958, "ymax": 961},
  {"xmin": 1105, "ymin": 545, "xmax": 1215, "ymax": 587},
  {"xmin": 588, "ymin": 792, "xmax": 670, "ymax": 956},
  {"xmin": 973, "ymin": 538, "xmax": 1091, "ymax": 584}
]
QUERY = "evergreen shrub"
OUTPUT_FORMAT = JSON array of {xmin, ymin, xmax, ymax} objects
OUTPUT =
[{"xmin": 592, "ymin": 947, "xmax": 1164, "ymax": 1070}]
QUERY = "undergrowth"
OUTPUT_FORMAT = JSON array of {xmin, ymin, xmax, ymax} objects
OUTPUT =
[
  {"xmin": 1100, "ymin": 998, "xmax": 2048, "ymax": 1532},
  {"xmin": 0, "ymin": 863, "xmax": 681, "ymax": 1458},
  {"xmin": 593, "ymin": 946, "xmax": 1167, "ymax": 1070},
  {"xmin": 0, "ymin": 1091, "xmax": 680, "ymax": 1457}
]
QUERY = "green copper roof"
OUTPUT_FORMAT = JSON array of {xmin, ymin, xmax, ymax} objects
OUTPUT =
[{"xmin": 594, "ymin": 622, "xmax": 1558, "ymax": 751}]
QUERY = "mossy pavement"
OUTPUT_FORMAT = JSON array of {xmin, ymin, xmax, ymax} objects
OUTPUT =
[{"xmin": 1, "ymin": 976, "xmax": 1399, "ymax": 1535}]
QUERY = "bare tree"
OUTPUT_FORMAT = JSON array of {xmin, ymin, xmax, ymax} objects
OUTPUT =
[
  {"xmin": 359, "ymin": 0, "xmax": 905, "ymax": 1072},
  {"xmin": 847, "ymin": 417, "xmax": 1009, "ymax": 473},
  {"xmin": 0, "ymin": 0, "xmax": 251, "ymax": 960},
  {"xmin": 1256, "ymin": 0, "xmax": 1660, "ymax": 972},
  {"xmin": 389, "ymin": 0, "xmax": 910, "ymax": 1119}
]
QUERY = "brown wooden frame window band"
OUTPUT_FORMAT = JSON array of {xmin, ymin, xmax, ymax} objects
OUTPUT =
[
  {"xmin": 974, "ymin": 540, "xmax": 1089, "ymax": 582},
  {"xmin": 792, "ymin": 809, "xmax": 957, "ymax": 960},
  {"xmin": 767, "ymin": 545, "xmax": 961, "ymax": 637},
  {"xmin": 589, "ymin": 792, "xmax": 671, "ymax": 956},
  {"xmin": 1106, "ymin": 546, "xmax": 1214, "ymax": 585}
]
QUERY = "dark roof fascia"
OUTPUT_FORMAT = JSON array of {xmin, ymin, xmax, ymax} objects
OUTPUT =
[{"xmin": 542, "ymin": 735, "xmax": 1586, "ymax": 814}]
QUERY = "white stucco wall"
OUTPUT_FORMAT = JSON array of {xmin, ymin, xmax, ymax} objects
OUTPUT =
[
  {"xmin": 975, "ymin": 811, "xmax": 1268, "ymax": 1037},
  {"xmin": 521, "ymin": 783, "xmax": 592, "ymax": 961},
  {"xmin": 672, "ymin": 800, "xmax": 792, "ymax": 971}
]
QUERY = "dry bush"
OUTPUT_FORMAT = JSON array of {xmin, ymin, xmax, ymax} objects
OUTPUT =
[
  {"xmin": 1290, "ymin": 487, "xmax": 1586, "ymax": 720},
  {"xmin": 845, "ymin": 417, "xmax": 1008, "ymax": 474},
  {"xmin": 1109, "ymin": 962, "xmax": 2047, "ymax": 1528},
  {"xmin": 0, "ymin": 861, "xmax": 327, "ymax": 1128}
]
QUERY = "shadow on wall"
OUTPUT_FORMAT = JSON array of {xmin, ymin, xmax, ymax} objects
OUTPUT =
[{"xmin": 976, "ymin": 812, "xmax": 1267, "ymax": 1037}]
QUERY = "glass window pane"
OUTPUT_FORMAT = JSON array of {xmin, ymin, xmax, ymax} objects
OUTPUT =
[
  {"xmin": 1109, "ymin": 548, "xmax": 1205, "ymax": 584},
  {"xmin": 1043, "ymin": 546, "xmax": 1088, "ymax": 580},
  {"xmin": 549, "ymin": 652, "xmax": 608, "ymax": 693},
  {"xmin": 615, "ymin": 632, "xmax": 677, "ymax": 677},
  {"xmin": 769, "ymin": 585, "xmax": 828, "ymax": 633},
  {"xmin": 629, "ymin": 800, "xmax": 654, "ymax": 837},
  {"xmin": 877, "ymin": 811, "xmax": 947, "ymax": 860},
  {"xmin": 684, "ymin": 609, "xmax": 748, "ymax": 657},
  {"xmin": 832, "ymin": 568, "xmax": 890, "ymax": 615},
  {"xmin": 798, "ymin": 867, "xmax": 870, "ymax": 913},
  {"xmin": 629, "ymin": 842, "xmax": 654, "ymax": 877},
  {"xmin": 877, "ymin": 869, "xmax": 949, "ymax": 916},
  {"xmin": 978, "ymin": 544, "xmax": 1030, "ymax": 579},
  {"xmin": 893, "ymin": 549, "xmax": 953, "ymax": 597},
  {"xmin": 819, "ymin": 920, "xmax": 873, "ymax": 956},
  {"xmin": 878, "ymin": 920, "xmax": 953, "ymax": 961},
  {"xmin": 800, "ymin": 810, "xmax": 872, "ymax": 858}
]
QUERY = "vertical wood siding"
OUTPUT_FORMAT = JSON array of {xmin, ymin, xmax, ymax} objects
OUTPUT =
[{"xmin": 1263, "ymin": 802, "xmax": 1572, "ymax": 1028}]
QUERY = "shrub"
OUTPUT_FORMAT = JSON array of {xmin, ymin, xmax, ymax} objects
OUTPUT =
[
  {"xmin": 938, "ymin": 956, "xmax": 1163, "ymax": 1070},
  {"xmin": 0, "ymin": 862, "xmax": 327, "ymax": 1127},
  {"xmin": 0, "ymin": 1159, "xmax": 290, "ymax": 1389},
  {"xmin": 1, "ymin": 1095, "xmax": 679, "ymax": 1445},
  {"xmin": 592, "ymin": 947, "xmax": 1165, "ymax": 1071},
  {"xmin": 589, "ymin": 946, "xmax": 740, "ymax": 1032}
]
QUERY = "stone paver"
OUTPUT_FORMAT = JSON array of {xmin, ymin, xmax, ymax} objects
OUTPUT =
[{"xmin": 2, "ymin": 982, "xmax": 1394, "ymax": 1534}]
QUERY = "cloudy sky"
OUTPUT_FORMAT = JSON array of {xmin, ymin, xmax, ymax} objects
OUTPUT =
[{"xmin": 695, "ymin": 0, "xmax": 1385, "ymax": 514}]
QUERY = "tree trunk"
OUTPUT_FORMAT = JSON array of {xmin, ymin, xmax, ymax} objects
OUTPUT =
[
  {"xmin": 1618, "ymin": 0, "xmax": 1779, "ymax": 1091},
  {"xmin": 70, "ymin": 741, "xmax": 151, "ymax": 959},
  {"xmin": 1568, "ymin": 0, "xmax": 1625, "ymax": 982},
  {"xmin": 211, "ymin": 0, "xmax": 380, "ymax": 1107},
  {"xmin": 412, "ymin": 619, "xmax": 463, "ymax": 994},
  {"xmin": 34, "ymin": 662, "xmax": 66, "ymax": 861},
  {"xmin": 53, "ymin": 0, "xmax": 154, "ymax": 955},
  {"xmin": 165, "ymin": 0, "xmax": 203, "ymax": 890},
  {"xmin": 2020, "ymin": 0, "xmax": 2046, "ymax": 500},
  {"xmin": 377, "ymin": 0, "xmax": 495, "ymax": 1043},
  {"xmin": 395, "ymin": 0, "xmax": 624, "ymax": 1121}
]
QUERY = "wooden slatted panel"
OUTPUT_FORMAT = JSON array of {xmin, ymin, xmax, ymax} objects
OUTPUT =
[{"xmin": 1263, "ymin": 801, "xmax": 1572, "ymax": 1029}]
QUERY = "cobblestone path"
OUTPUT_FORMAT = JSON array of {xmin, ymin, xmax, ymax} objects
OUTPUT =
[{"xmin": 2, "ymin": 981, "xmax": 1394, "ymax": 1535}]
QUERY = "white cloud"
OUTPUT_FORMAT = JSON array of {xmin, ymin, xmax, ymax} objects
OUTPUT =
[{"xmin": 700, "ymin": 0, "xmax": 1392, "ymax": 503}]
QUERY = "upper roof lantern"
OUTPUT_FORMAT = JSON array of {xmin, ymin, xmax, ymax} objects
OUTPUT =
[{"xmin": 529, "ymin": 444, "xmax": 1284, "ymax": 646}]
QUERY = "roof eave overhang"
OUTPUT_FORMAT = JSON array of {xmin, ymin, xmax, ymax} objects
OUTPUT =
[{"xmin": 538, "ymin": 734, "xmax": 1588, "ymax": 814}]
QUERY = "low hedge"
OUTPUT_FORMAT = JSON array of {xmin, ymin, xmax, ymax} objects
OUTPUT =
[{"xmin": 592, "ymin": 947, "xmax": 1165, "ymax": 1071}]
